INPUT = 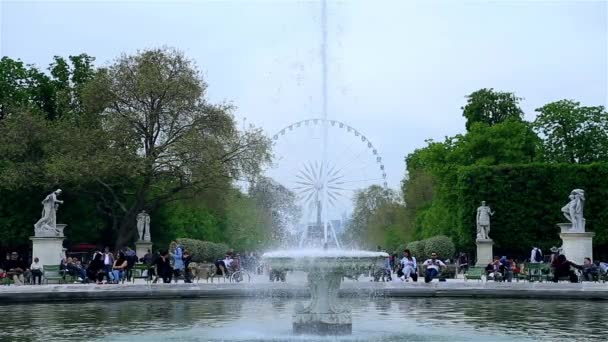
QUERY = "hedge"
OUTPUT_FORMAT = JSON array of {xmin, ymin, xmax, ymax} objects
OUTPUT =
[
  {"xmin": 454, "ymin": 163, "xmax": 608, "ymax": 258},
  {"xmin": 174, "ymin": 238, "xmax": 229, "ymax": 263},
  {"xmin": 406, "ymin": 235, "xmax": 455, "ymax": 260}
]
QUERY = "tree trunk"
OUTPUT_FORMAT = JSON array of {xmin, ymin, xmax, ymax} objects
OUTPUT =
[{"xmin": 115, "ymin": 210, "xmax": 138, "ymax": 250}]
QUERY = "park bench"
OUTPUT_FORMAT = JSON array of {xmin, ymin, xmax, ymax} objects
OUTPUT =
[{"xmin": 464, "ymin": 266, "xmax": 484, "ymax": 281}]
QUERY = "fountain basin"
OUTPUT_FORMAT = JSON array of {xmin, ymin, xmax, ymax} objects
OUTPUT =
[{"xmin": 263, "ymin": 248, "xmax": 387, "ymax": 335}]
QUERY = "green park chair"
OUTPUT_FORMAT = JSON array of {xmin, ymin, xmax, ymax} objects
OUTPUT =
[
  {"xmin": 43, "ymin": 265, "xmax": 65, "ymax": 284},
  {"xmin": 131, "ymin": 263, "xmax": 150, "ymax": 283},
  {"xmin": 464, "ymin": 267, "xmax": 484, "ymax": 281},
  {"xmin": 527, "ymin": 263, "xmax": 545, "ymax": 282},
  {"xmin": 1, "ymin": 276, "xmax": 14, "ymax": 286}
]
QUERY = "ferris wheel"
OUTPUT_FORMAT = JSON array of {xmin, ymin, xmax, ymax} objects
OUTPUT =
[{"xmin": 266, "ymin": 118, "xmax": 387, "ymax": 245}]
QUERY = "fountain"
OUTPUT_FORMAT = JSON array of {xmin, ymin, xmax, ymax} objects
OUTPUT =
[
  {"xmin": 263, "ymin": 0, "xmax": 388, "ymax": 335},
  {"xmin": 263, "ymin": 248, "xmax": 387, "ymax": 335}
]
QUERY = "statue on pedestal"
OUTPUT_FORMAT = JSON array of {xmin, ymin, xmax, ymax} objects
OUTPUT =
[
  {"xmin": 476, "ymin": 201, "xmax": 494, "ymax": 240},
  {"xmin": 561, "ymin": 189, "xmax": 585, "ymax": 232},
  {"xmin": 136, "ymin": 210, "xmax": 151, "ymax": 241},
  {"xmin": 34, "ymin": 189, "xmax": 64, "ymax": 237}
]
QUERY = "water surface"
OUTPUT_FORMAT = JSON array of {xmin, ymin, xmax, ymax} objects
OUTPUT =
[{"xmin": 1, "ymin": 297, "xmax": 603, "ymax": 341}]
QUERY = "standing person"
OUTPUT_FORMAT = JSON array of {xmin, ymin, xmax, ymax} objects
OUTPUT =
[
  {"xmin": 30, "ymin": 257, "xmax": 44, "ymax": 285},
  {"xmin": 530, "ymin": 247, "xmax": 543, "ymax": 263},
  {"xmin": 422, "ymin": 252, "xmax": 446, "ymax": 283},
  {"xmin": 103, "ymin": 247, "xmax": 114, "ymax": 282},
  {"xmin": 399, "ymin": 249, "xmax": 418, "ymax": 282},
  {"xmin": 170, "ymin": 242, "xmax": 184, "ymax": 282},
  {"xmin": 183, "ymin": 250, "xmax": 193, "ymax": 283},
  {"xmin": 458, "ymin": 253, "xmax": 469, "ymax": 274},
  {"xmin": 154, "ymin": 250, "xmax": 173, "ymax": 283},
  {"xmin": 124, "ymin": 247, "xmax": 138, "ymax": 282}
]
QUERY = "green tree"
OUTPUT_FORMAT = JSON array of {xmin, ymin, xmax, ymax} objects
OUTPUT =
[
  {"xmin": 533, "ymin": 99, "xmax": 608, "ymax": 163},
  {"xmin": 343, "ymin": 185, "xmax": 408, "ymax": 248},
  {"xmin": 70, "ymin": 48, "xmax": 272, "ymax": 247},
  {"xmin": 462, "ymin": 88, "xmax": 524, "ymax": 131},
  {"xmin": 451, "ymin": 120, "xmax": 540, "ymax": 165},
  {"xmin": 0, "ymin": 54, "xmax": 95, "ymax": 121},
  {"xmin": 249, "ymin": 177, "xmax": 301, "ymax": 244}
]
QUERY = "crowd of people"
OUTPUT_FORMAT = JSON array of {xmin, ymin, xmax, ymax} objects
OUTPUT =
[
  {"xmin": 480, "ymin": 246, "xmax": 608, "ymax": 283},
  {"xmin": 3, "ymin": 242, "xmax": 608, "ymax": 286},
  {"xmin": 0, "ymin": 242, "xmax": 264, "ymax": 286},
  {"xmin": 373, "ymin": 245, "xmax": 608, "ymax": 285}
]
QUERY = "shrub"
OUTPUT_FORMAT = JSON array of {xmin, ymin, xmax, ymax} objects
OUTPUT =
[
  {"xmin": 406, "ymin": 240, "xmax": 426, "ymax": 259},
  {"xmin": 174, "ymin": 238, "xmax": 229, "ymax": 263},
  {"xmin": 423, "ymin": 235, "xmax": 455, "ymax": 261}
]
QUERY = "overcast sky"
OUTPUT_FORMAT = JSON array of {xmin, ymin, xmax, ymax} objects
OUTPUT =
[{"xmin": 2, "ymin": 0, "xmax": 607, "ymax": 193}]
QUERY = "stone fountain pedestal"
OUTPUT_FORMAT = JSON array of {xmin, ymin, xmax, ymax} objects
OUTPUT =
[
  {"xmin": 558, "ymin": 223, "xmax": 594, "ymax": 264},
  {"xmin": 135, "ymin": 240, "xmax": 153, "ymax": 258},
  {"xmin": 293, "ymin": 271, "xmax": 351, "ymax": 335},
  {"xmin": 263, "ymin": 249, "xmax": 386, "ymax": 336},
  {"xmin": 475, "ymin": 238, "xmax": 493, "ymax": 266}
]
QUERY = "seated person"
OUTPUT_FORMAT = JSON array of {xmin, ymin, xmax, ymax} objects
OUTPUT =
[
  {"xmin": 87, "ymin": 252, "xmax": 106, "ymax": 284},
  {"xmin": 215, "ymin": 253, "xmax": 234, "ymax": 276},
  {"xmin": 399, "ymin": 249, "xmax": 418, "ymax": 282},
  {"xmin": 30, "ymin": 257, "xmax": 44, "ymax": 285},
  {"xmin": 500, "ymin": 256, "xmax": 513, "ymax": 282},
  {"xmin": 142, "ymin": 249, "xmax": 156, "ymax": 281},
  {"xmin": 111, "ymin": 252, "xmax": 128, "ymax": 283},
  {"xmin": 154, "ymin": 250, "xmax": 173, "ymax": 283},
  {"xmin": 60, "ymin": 257, "xmax": 70, "ymax": 277},
  {"xmin": 486, "ymin": 256, "xmax": 503, "ymax": 281},
  {"xmin": 70, "ymin": 257, "xmax": 87, "ymax": 282},
  {"xmin": 552, "ymin": 254, "xmax": 583, "ymax": 283},
  {"xmin": 5, "ymin": 252, "xmax": 27, "ymax": 285},
  {"xmin": 422, "ymin": 252, "xmax": 446, "ymax": 283},
  {"xmin": 581, "ymin": 257, "xmax": 598, "ymax": 281}
]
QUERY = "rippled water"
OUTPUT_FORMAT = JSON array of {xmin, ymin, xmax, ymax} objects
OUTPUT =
[{"xmin": 0, "ymin": 297, "xmax": 604, "ymax": 341}]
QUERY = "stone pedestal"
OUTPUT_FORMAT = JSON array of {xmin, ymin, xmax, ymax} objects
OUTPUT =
[
  {"xmin": 293, "ymin": 271, "xmax": 352, "ymax": 335},
  {"xmin": 135, "ymin": 241, "xmax": 153, "ymax": 258},
  {"xmin": 559, "ymin": 232, "xmax": 594, "ymax": 264},
  {"xmin": 31, "ymin": 236, "xmax": 65, "ymax": 266},
  {"xmin": 475, "ymin": 239, "xmax": 494, "ymax": 266}
]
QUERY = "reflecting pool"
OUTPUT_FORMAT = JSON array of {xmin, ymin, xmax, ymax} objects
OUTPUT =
[{"xmin": 1, "ymin": 297, "xmax": 604, "ymax": 341}]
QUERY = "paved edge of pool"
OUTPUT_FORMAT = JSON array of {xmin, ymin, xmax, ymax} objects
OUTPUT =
[{"xmin": 2, "ymin": 282, "xmax": 608, "ymax": 303}]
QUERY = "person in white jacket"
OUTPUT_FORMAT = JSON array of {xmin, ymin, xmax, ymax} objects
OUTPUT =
[{"xmin": 399, "ymin": 249, "xmax": 418, "ymax": 282}]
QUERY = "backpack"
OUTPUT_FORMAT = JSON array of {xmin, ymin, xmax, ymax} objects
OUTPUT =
[{"xmin": 534, "ymin": 249, "xmax": 543, "ymax": 262}]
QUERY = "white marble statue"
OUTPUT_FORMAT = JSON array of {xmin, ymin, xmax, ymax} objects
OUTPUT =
[
  {"xmin": 561, "ymin": 189, "xmax": 585, "ymax": 232},
  {"xmin": 476, "ymin": 201, "xmax": 494, "ymax": 240},
  {"xmin": 136, "ymin": 210, "xmax": 151, "ymax": 241},
  {"xmin": 34, "ymin": 189, "xmax": 64, "ymax": 237}
]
